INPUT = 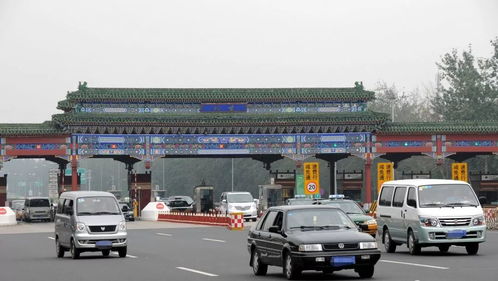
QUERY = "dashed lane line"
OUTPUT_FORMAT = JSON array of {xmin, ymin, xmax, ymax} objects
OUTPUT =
[
  {"xmin": 48, "ymin": 237, "xmax": 55, "ymax": 240},
  {"xmin": 176, "ymin": 267, "xmax": 218, "ymax": 277},
  {"xmin": 380, "ymin": 259, "xmax": 449, "ymax": 270},
  {"xmin": 202, "ymin": 238, "xmax": 226, "ymax": 243},
  {"xmin": 156, "ymin": 233, "xmax": 173, "ymax": 237}
]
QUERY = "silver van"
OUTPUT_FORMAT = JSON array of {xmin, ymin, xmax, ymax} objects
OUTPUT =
[
  {"xmin": 54, "ymin": 191, "xmax": 128, "ymax": 259},
  {"xmin": 376, "ymin": 179, "xmax": 486, "ymax": 255},
  {"xmin": 23, "ymin": 197, "xmax": 51, "ymax": 222}
]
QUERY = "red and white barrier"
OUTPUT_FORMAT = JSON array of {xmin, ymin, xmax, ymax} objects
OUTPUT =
[
  {"xmin": 0, "ymin": 207, "xmax": 17, "ymax": 226},
  {"xmin": 228, "ymin": 212, "xmax": 244, "ymax": 230},
  {"xmin": 484, "ymin": 208, "xmax": 497, "ymax": 230},
  {"xmin": 141, "ymin": 202, "xmax": 170, "ymax": 221},
  {"xmin": 158, "ymin": 211, "xmax": 230, "ymax": 227}
]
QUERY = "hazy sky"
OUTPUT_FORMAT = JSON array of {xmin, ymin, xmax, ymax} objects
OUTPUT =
[{"xmin": 0, "ymin": 0, "xmax": 497, "ymax": 123}]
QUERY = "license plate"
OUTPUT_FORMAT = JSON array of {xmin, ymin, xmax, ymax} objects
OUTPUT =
[
  {"xmin": 96, "ymin": 240, "xmax": 112, "ymax": 247},
  {"xmin": 331, "ymin": 256, "xmax": 356, "ymax": 266},
  {"xmin": 447, "ymin": 230, "xmax": 466, "ymax": 239}
]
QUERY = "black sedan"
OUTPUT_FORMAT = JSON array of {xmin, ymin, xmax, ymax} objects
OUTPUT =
[{"xmin": 247, "ymin": 205, "xmax": 381, "ymax": 279}]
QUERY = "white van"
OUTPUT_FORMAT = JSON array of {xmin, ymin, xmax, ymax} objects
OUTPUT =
[
  {"xmin": 376, "ymin": 179, "xmax": 486, "ymax": 255},
  {"xmin": 219, "ymin": 192, "xmax": 258, "ymax": 221}
]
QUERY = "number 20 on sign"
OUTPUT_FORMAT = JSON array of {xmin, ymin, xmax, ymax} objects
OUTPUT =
[{"xmin": 304, "ymin": 162, "xmax": 320, "ymax": 195}]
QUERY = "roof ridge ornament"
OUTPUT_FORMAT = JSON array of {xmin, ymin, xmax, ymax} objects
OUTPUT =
[
  {"xmin": 354, "ymin": 81, "xmax": 364, "ymax": 90},
  {"xmin": 78, "ymin": 81, "xmax": 88, "ymax": 91}
]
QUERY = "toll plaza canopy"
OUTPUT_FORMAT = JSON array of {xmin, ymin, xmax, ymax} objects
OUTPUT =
[{"xmin": 1, "ymin": 82, "xmax": 498, "ymax": 204}]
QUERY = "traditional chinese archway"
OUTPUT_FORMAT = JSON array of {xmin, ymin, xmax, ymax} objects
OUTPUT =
[{"xmin": 1, "ymin": 82, "xmax": 497, "ymax": 206}]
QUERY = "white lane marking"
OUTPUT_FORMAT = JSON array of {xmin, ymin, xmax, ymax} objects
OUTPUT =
[
  {"xmin": 110, "ymin": 253, "xmax": 138, "ymax": 259},
  {"xmin": 381, "ymin": 259, "xmax": 449, "ymax": 270},
  {"xmin": 48, "ymin": 237, "xmax": 55, "ymax": 240},
  {"xmin": 176, "ymin": 267, "xmax": 218, "ymax": 277},
  {"xmin": 202, "ymin": 238, "xmax": 226, "ymax": 243},
  {"xmin": 156, "ymin": 233, "xmax": 173, "ymax": 237}
]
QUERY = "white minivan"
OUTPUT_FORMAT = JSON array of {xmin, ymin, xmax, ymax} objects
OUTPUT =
[
  {"xmin": 376, "ymin": 179, "xmax": 486, "ymax": 255},
  {"xmin": 219, "ymin": 192, "xmax": 258, "ymax": 221}
]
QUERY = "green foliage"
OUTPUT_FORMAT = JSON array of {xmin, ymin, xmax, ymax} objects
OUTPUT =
[
  {"xmin": 432, "ymin": 38, "xmax": 498, "ymax": 121},
  {"xmin": 369, "ymin": 82, "xmax": 437, "ymax": 122}
]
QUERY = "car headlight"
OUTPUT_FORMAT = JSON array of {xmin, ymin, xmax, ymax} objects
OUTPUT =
[
  {"xmin": 119, "ymin": 221, "xmax": 127, "ymax": 231},
  {"xmin": 364, "ymin": 219, "xmax": 377, "ymax": 225},
  {"xmin": 76, "ymin": 223, "xmax": 86, "ymax": 233},
  {"xmin": 359, "ymin": 242, "xmax": 378, "ymax": 249},
  {"xmin": 472, "ymin": 216, "xmax": 485, "ymax": 226},
  {"xmin": 298, "ymin": 244, "xmax": 323, "ymax": 252},
  {"xmin": 419, "ymin": 216, "xmax": 439, "ymax": 227}
]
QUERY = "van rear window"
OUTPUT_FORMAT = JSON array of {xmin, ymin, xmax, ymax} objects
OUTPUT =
[
  {"xmin": 379, "ymin": 186, "xmax": 394, "ymax": 206},
  {"xmin": 28, "ymin": 199, "xmax": 50, "ymax": 207}
]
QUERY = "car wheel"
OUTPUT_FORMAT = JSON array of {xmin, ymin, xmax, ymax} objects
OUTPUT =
[
  {"xmin": 118, "ymin": 246, "xmax": 127, "ymax": 258},
  {"xmin": 56, "ymin": 238, "xmax": 65, "ymax": 258},
  {"xmin": 407, "ymin": 230, "xmax": 421, "ymax": 255},
  {"xmin": 383, "ymin": 229, "xmax": 396, "ymax": 253},
  {"xmin": 102, "ymin": 249, "xmax": 110, "ymax": 257},
  {"xmin": 438, "ymin": 245, "xmax": 450, "ymax": 253},
  {"xmin": 356, "ymin": 265, "xmax": 375, "ymax": 278},
  {"xmin": 70, "ymin": 239, "xmax": 80, "ymax": 259},
  {"xmin": 283, "ymin": 252, "xmax": 301, "ymax": 280},
  {"xmin": 465, "ymin": 243, "xmax": 479, "ymax": 255},
  {"xmin": 251, "ymin": 248, "xmax": 268, "ymax": 276}
]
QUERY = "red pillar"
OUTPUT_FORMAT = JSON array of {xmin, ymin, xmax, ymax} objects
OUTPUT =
[
  {"xmin": 71, "ymin": 157, "xmax": 78, "ymax": 191},
  {"xmin": 364, "ymin": 157, "xmax": 372, "ymax": 203}
]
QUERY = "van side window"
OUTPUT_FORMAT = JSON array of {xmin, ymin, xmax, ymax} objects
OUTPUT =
[
  {"xmin": 379, "ymin": 186, "xmax": 394, "ymax": 206},
  {"xmin": 63, "ymin": 199, "xmax": 73, "ymax": 216},
  {"xmin": 407, "ymin": 187, "xmax": 417, "ymax": 208},
  {"xmin": 57, "ymin": 198, "xmax": 65, "ymax": 214},
  {"xmin": 393, "ymin": 187, "xmax": 407, "ymax": 207}
]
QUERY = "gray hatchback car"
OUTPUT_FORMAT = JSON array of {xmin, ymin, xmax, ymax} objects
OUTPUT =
[{"xmin": 54, "ymin": 191, "xmax": 128, "ymax": 259}]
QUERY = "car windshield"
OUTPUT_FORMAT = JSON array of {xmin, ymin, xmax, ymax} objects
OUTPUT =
[
  {"xmin": 227, "ymin": 193, "xmax": 253, "ymax": 203},
  {"xmin": 322, "ymin": 201, "xmax": 364, "ymax": 214},
  {"xmin": 29, "ymin": 199, "xmax": 50, "ymax": 207},
  {"xmin": 418, "ymin": 184, "xmax": 479, "ymax": 208},
  {"xmin": 286, "ymin": 208, "xmax": 357, "ymax": 230},
  {"xmin": 287, "ymin": 199, "xmax": 315, "ymax": 205},
  {"xmin": 76, "ymin": 196, "xmax": 120, "ymax": 216}
]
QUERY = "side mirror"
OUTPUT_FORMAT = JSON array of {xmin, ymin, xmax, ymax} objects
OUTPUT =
[
  {"xmin": 478, "ymin": 196, "xmax": 487, "ymax": 205},
  {"xmin": 268, "ymin": 226, "xmax": 281, "ymax": 234},
  {"xmin": 360, "ymin": 224, "xmax": 369, "ymax": 231}
]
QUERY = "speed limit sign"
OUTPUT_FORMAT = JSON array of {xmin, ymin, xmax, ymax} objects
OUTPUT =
[{"xmin": 304, "ymin": 180, "xmax": 319, "ymax": 195}]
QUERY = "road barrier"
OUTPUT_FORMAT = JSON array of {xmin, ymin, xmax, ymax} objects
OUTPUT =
[
  {"xmin": 484, "ymin": 208, "xmax": 497, "ymax": 230},
  {"xmin": 158, "ymin": 211, "xmax": 231, "ymax": 227},
  {"xmin": 0, "ymin": 207, "xmax": 17, "ymax": 226},
  {"xmin": 228, "ymin": 212, "xmax": 244, "ymax": 230}
]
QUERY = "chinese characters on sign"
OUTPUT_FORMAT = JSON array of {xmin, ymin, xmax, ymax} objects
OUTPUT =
[{"xmin": 304, "ymin": 162, "xmax": 320, "ymax": 195}]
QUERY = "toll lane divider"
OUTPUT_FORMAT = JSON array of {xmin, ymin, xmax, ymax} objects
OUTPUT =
[
  {"xmin": 157, "ymin": 211, "xmax": 245, "ymax": 230},
  {"xmin": 484, "ymin": 208, "xmax": 497, "ymax": 230}
]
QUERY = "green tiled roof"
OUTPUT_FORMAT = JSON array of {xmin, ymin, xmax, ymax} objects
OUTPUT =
[
  {"xmin": 0, "ymin": 121, "xmax": 65, "ymax": 136},
  {"xmin": 57, "ymin": 86, "xmax": 374, "ymax": 110},
  {"xmin": 378, "ymin": 121, "xmax": 498, "ymax": 134},
  {"xmin": 52, "ymin": 111, "xmax": 388, "ymax": 126}
]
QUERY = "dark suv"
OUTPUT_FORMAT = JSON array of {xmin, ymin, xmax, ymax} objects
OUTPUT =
[{"xmin": 247, "ymin": 205, "xmax": 381, "ymax": 279}]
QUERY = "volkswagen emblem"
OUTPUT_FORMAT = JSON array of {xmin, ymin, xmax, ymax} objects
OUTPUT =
[
  {"xmin": 101, "ymin": 226, "xmax": 106, "ymax": 231},
  {"xmin": 338, "ymin": 243, "xmax": 345, "ymax": 249}
]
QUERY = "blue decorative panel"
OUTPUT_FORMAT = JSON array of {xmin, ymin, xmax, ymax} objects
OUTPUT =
[
  {"xmin": 384, "ymin": 141, "xmax": 424, "ymax": 147},
  {"xmin": 200, "ymin": 103, "xmax": 247, "ymax": 112},
  {"xmin": 454, "ymin": 141, "xmax": 495, "ymax": 147},
  {"xmin": 74, "ymin": 133, "xmax": 370, "ymax": 156}
]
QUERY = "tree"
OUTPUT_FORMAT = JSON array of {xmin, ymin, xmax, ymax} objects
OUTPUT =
[
  {"xmin": 432, "ymin": 38, "xmax": 498, "ymax": 121},
  {"xmin": 369, "ymin": 81, "xmax": 436, "ymax": 122}
]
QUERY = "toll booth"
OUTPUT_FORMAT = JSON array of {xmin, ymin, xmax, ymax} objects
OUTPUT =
[
  {"xmin": 269, "ymin": 170, "xmax": 296, "ymax": 202},
  {"xmin": 470, "ymin": 172, "xmax": 498, "ymax": 207},
  {"xmin": 0, "ymin": 175, "xmax": 6, "ymax": 206},
  {"xmin": 336, "ymin": 170, "xmax": 363, "ymax": 201},
  {"xmin": 258, "ymin": 184, "xmax": 283, "ymax": 213},
  {"xmin": 193, "ymin": 185, "xmax": 214, "ymax": 213}
]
